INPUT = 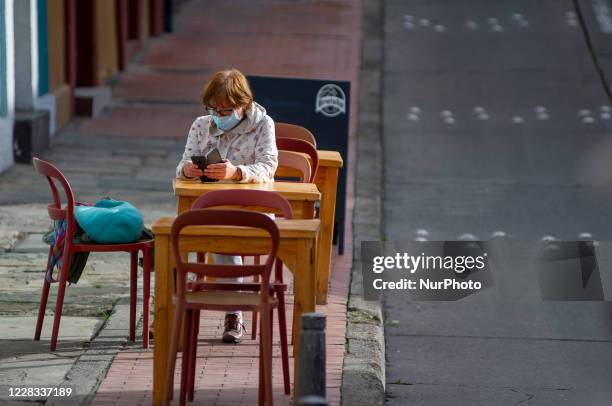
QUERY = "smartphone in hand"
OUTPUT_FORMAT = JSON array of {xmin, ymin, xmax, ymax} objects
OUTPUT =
[
  {"xmin": 190, "ymin": 148, "xmax": 222, "ymax": 182},
  {"xmin": 190, "ymin": 155, "xmax": 215, "ymax": 183},
  {"xmin": 206, "ymin": 148, "xmax": 222, "ymax": 165}
]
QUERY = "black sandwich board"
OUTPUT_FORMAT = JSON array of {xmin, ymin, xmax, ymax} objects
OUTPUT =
[{"xmin": 248, "ymin": 75, "xmax": 349, "ymax": 254}]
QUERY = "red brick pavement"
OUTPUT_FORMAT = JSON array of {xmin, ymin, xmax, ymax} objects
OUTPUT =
[
  {"xmin": 83, "ymin": 0, "xmax": 360, "ymax": 139},
  {"xmin": 90, "ymin": 0, "xmax": 360, "ymax": 404}
]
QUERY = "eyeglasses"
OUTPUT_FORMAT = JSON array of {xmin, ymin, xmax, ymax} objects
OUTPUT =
[{"xmin": 205, "ymin": 106, "xmax": 235, "ymax": 117}]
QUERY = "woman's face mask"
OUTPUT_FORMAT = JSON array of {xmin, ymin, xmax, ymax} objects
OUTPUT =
[
  {"xmin": 207, "ymin": 105, "xmax": 243, "ymax": 132},
  {"xmin": 212, "ymin": 110, "xmax": 242, "ymax": 131}
]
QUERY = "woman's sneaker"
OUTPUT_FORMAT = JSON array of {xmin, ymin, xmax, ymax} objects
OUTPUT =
[{"xmin": 222, "ymin": 313, "xmax": 245, "ymax": 343}]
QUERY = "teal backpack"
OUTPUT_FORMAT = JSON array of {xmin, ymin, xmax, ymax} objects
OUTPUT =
[{"xmin": 75, "ymin": 199, "xmax": 144, "ymax": 244}]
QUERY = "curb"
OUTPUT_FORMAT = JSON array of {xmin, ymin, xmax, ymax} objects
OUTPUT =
[{"xmin": 341, "ymin": 0, "xmax": 385, "ymax": 405}]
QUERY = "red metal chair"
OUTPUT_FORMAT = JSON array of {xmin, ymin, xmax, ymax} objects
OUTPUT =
[
  {"xmin": 273, "ymin": 148, "xmax": 315, "ymax": 342},
  {"xmin": 190, "ymin": 190, "xmax": 291, "ymax": 395},
  {"xmin": 32, "ymin": 157, "xmax": 153, "ymax": 351},
  {"xmin": 166, "ymin": 209, "xmax": 280, "ymax": 406},
  {"xmin": 275, "ymin": 122, "xmax": 317, "ymax": 148},
  {"xmin": 276, "ymin": 137, "xmax": 319, "ymax": 182}
]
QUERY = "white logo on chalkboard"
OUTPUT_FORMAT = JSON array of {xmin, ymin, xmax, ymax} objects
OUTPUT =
[{"xmin": 315, "ymin": 84, "xmax": 346, "ymax": 118}]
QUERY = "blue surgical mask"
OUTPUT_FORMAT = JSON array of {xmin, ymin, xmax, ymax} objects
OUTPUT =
[{"xmin": 212, "ymin": 110, "xmax": 242, "ymax": 132}]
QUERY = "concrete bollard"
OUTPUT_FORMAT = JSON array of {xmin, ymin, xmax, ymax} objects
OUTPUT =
[{"xmin": 296, "ymin": 313, "xmax": 327, "ymax": 405}]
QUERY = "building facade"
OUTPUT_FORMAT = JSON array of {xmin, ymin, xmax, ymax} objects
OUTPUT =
[
  {"xmin": 0, "ymin": 0, "xmax": 15, "ymax": 173},
  {"xmin": 0, "ymin": 0, "xmax": 171, "ymax": 173}
]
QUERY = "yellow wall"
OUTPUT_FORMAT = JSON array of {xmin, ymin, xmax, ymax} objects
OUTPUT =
[
  {"xmin": 95, "ymin": 0, "xmax": 119, "ymax": 85},
  {"xmin": 47, "ymin": 0, "xmax": 71, "ymax": 128},
  {"xmin": 141, "ymin": 0, "xmax": 150, "ymax": 40},
  {"xmin": 47, "ymin": 0, "xmax": 65, "ymax": 91}
]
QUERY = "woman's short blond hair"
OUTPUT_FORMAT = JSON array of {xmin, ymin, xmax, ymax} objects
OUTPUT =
[{"xmin": 201, "ymin": 69, "xmax": 254, "ymax": 111}]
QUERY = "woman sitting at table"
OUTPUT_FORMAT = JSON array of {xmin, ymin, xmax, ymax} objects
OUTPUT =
[{"xmin": 176, "ymin": 68, "xmax": 278, "ymax": 343}]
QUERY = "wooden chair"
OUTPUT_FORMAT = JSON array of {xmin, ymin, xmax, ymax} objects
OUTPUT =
[
  {"xmin": 277, "ymin": 150, "xmax": 312, "ymax": 183},
  {"xmin": 276, "ymin": 137, "xmax": 319, "ymax": 182},
  {"xmin": 275, "ymin": 122, "xmax": 316, "ymax": 148},
  {"xmin": 190, "ymin": 190, "xmax": 292, "ymax": 395},
  {"xmin": 166, "ymin": 209, "xmax": 280, "ymax": 406},
  {"xmin": 32, "ymin": 158, "xmax": 153, "ymax": 351},
  {"xmin": 274, "ymin": 149, "xmax": 313, "ymax": 345}
]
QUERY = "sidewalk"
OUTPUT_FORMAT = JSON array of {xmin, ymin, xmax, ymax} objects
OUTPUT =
[
  {"xmin": 0, "ymin": 0, "xmax": 361, "ymax": 404},
  {"xmin": 92, "ymin": 0, "xmax": 360, "ymax": 403}
]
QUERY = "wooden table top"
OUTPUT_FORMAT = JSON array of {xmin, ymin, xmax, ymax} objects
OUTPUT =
[
  {"xmin": 173, "ymin": 179, "xmax": 321, "ymax": 201},
  {"xmin": 152, "ymin": 217, "xmax": 320, "ymax": 238},
  {"xmin": 317, "ymin": 150, "xmax": 343, "ymax": 168}
]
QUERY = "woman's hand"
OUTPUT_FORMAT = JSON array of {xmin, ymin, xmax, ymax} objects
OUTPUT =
[
  {"xmin": 182, "ymin": 162, "xmax": 204, "ymax": 178},
  {"xmin": 204, "ymin": 159, "xmax": 239, "ymax": 180}
]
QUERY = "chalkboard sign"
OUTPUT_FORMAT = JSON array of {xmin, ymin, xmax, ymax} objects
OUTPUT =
[{"xmin": 248, "ymin": 75, "xmax": 349, "ymax": 254}]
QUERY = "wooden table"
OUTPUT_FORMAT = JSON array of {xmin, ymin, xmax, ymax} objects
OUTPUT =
[
  {"xmin": 151, "ymin": 217, "xmax": 320, "ymax": 405},
  {"xmin": 277, "ymin": 150, "xmax": 343, "ymax": 304},
  {"xmin": 174, "ymin": 179, "xmax": 321, "ymax": 220}
]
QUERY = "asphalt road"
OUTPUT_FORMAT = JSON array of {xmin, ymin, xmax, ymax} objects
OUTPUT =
[{"xmin": 382, "ymin": 1, "xmax": 612, "ymax": 405}]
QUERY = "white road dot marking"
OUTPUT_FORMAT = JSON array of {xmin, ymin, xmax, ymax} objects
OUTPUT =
[
  {"xmin": 444, "ymin": 117, "xmax": 456, "ymax": 124},
  {"xmin": 415, "ymin": 237, "xmax": 428, "ymax": 242},
  {"xmin": 491, "ymin": 231, "xmax": 507, "ymax": 238},
  {"xmin": 567, "ymin": 19, "xmax": 578, "ymax": 26},
  {"xmin": 403, "ymin": 15, "xmax": 414, "ymax": 22},
  {"xmin": 465, "ymin": 20, "xmax": 478, "ymax": 29},
  {"xmin": 566, "ymin": 11, "xmax": 577, "ymax": 19},
  {"xmin": 477, "ymin": 113, "xmax": 490, "ymax": 120},
  {"xmin": 578, "ymin": 232, "xmax": 593, "ymax": 239},
  {"xmin": 420, "ymin": 18, "xmax": 431, "ymax": 27},
  {"xmin": 535, "ymin": 106, "xmax": 547, "ymax": 113},
  {"xmin": 541, "ymin": 235, "xmax": 556, "ymax": 241},
  {"xmin": 537, "ymin": 113, "xmax": 549, "ymax": 120},
  {"xmin": 512, "ymin": 116, "xmax": 524, "ymax": 124},
  {"xmin": 579, "ymin": 109, "xmax": 592, "ymax": 117},
  {"xmin": 408, "ymin": 113, "xmax": 420, "ymax": 121},
  {"xmin": 434, "ymin": 24, "xmax": 446, "ymax": 32},
  {"xmin": 404, "ymin": 22, "xmax": 415, "ymax": 29},
  {"xmin": 519, "ymin": 20, "xmax": 530, "ymax": 28},
  {"xmin": 601, "ymin": 112, "xmax": 611, "ymax": 120},
  {"xmin": 473, "ymin": 106, "xmax": 486, "ymax": 114},
  {"xmin": 409, "ymin": 106, "xmax": 421, "ymax": 114},
  {"xmin": 441, "ymin": 110, "xmax": 453, "ymax": 117},
  {"xmin": 600, "ymin": 105, "xmax": 611, "ymax": 112},
  {"xmin": 416, "ymin": 229, "xmax": 430, "ymax": 236},
  {"xmin": 582, "ymin": 116, "xmax": 595, "ymax": 124},
  {"xmin": 512, "ymin": 13, "xmax": 523, "ymax": 21},
  {"xmin": 487, "ymin": 17, "xmax": 498, "ymax": 24},
  {"xmin": 458, "ymin": 233, "xmax": 478, "ymax": 241},
  {"xmin": 492, "ymin": 24, "xmax": 504, "ymax": 32}
]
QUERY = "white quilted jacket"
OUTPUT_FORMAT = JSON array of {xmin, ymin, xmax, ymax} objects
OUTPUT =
[{"xmin": 176, "ymin": 102, "xmax": 278, "ymax": 183}]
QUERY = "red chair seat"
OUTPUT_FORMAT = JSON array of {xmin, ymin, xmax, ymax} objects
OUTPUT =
[
  {"xmin": 181, "ymin": 291, "xmax": 279, "ymax": 309},
  {"xmin": 189, "ymin": 281, "xmax": 287, "ymax": 292},
  {"xmin": 71, "ymin": 239, "xmax": 153, "ymax": 253}
]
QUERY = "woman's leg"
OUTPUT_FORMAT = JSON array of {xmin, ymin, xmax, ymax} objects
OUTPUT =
[{"xmin": 211, "ymin": 254, "xmax": 245, "ymax": 343}]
